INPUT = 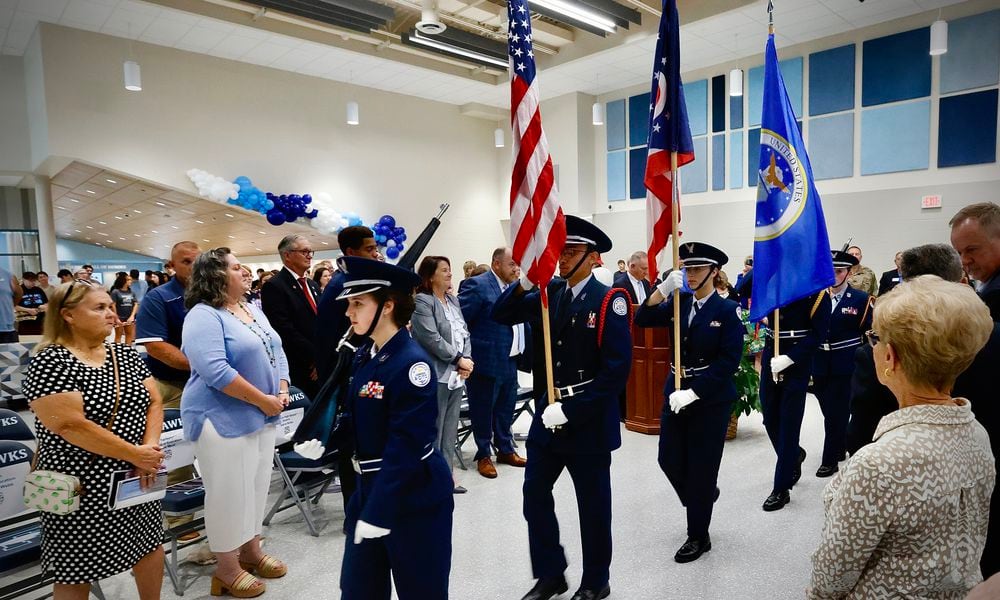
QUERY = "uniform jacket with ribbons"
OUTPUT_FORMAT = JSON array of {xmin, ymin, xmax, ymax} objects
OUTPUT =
[
  {"xmin": 491, "ymin": 276, "xmax": 632, "ymax": 454},
  {"xmin": 346, "ymin": 328, "xmax": 452, "ymax": 530},
  {"xmin": 812, "ymin": 285, "xmax": 872, "ymax": 377},
  {"xmin": 634, "ymin": 291, "xmax": 744, "ymax": 405},
  {"xmin": 761, "ymin": 291, "xmax": 832, "ymax": 380}
]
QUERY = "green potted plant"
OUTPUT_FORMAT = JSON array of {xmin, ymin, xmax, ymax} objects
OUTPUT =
[{"xmin": 727, "ymin": 310, "xmax": 769, "ymax": 440}]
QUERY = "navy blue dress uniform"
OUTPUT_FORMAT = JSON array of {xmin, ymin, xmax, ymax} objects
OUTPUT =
[
  {"xmin": 634, "ymin": 243, "xmax": 743, "ymax": 563},
  {"xmin": 491, "ymin": 216, "xmax": 632, "ymax": 600},
  {"xmin": 759, "ymin": 289, "xmax": 831, "ymax": 511},
  {"xmin": 810, "ymin": 251, "xmax": 872, "ymax": 477},
  {"xmin": 336, "ymin": 257, "xmax": 454, "ymax": 600}
]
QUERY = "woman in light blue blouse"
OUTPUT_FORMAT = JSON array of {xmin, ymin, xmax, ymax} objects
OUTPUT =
[{"xmin": 182, "ymin": 247, "xmax": 290, "ymax": 598}]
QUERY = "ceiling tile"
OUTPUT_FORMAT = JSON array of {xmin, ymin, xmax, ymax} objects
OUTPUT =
[
  {"xmin": 60, "ymin": 0, "xmax": 112, "ymax": 27},
  {"xmin": 139, "ymin": 17, "xmax": 193, "ymax": 46},
  {"xmin": 17, "ymin": 0, "xmax": 68, "ymax": 20},
  {"xmin": 101, "ymin": 8, "xmax": 157, "ymax": 37}
]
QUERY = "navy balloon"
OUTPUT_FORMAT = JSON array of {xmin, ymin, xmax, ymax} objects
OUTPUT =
[
  {"xmin": 386, "ymin": 246, "xmax": 400, "ymax": 260},
  {"xmin": 266, "ymin": 210, "xmax": 286, "ymax": 226}
]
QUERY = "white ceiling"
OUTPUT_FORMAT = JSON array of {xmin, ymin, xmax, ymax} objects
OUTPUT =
[
  {"xmin": 50, "ymin": 160, "xmax": 323, "ymax": 258},
  {"xmin": 0, "ymin": 0, "xmax": 969, "ymax": 107}
]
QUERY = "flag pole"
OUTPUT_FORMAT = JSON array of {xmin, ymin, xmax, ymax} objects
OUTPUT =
[
  {"xmin": 768, "ymin": 0, "xmax": 779, "ymax": 382},
  {"xmin": 541, "ymin": 292, "xmax": 558, "ymax": 406},
  {"xmin": 670, "ymin": 151, "xmax": 682, "ymax": 390}
]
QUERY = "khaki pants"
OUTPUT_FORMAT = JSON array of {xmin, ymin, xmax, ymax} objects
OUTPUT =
[{"xmin": 158, "ymin": 379, "xmax": 194, "ymax": 528}]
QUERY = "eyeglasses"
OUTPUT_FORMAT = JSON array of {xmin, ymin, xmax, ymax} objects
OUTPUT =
[
  {"xmin": 560, "ymin": 248, "xmax": 587, "ymax": 259},
  {"xmin": 864, "ymin": 329, "xmax": 880, "ymax": 347},
  {"xmin": 288, "ymin": 249, "xmax": 315, "ymax": 258}
]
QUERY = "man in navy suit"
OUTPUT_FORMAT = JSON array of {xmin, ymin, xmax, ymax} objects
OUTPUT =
[
  {"xmin": 612, "ymin": 251, "xmax": 651, "ymax": 305},
  {"xmin": 458, "ymin": 247, "xmax": 527, "ymax": 478},
  {"xmin": 811, "ymin": 250, "xmax": 872, "ymax": 478},
  {"xmin": 876, "ymin": 251, "xmax": 903, "ymax": 296},
  {"xmin": 493, "ymin": 216, "xmax": 632, "ymax": 600}
]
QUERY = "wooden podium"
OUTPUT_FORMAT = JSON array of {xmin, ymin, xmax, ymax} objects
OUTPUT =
[{"xmin": 624, "ymin": 309, "xmax": 671, "ymax": 435}]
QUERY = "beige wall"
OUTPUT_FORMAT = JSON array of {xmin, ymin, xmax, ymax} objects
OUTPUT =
[
  {"xmin": 30, "ymin": 23, "xmax": 507, "ymax": 264},
  {"xmin": 0, "ymin": 57, "xmax": 31, "ymax": 174}
]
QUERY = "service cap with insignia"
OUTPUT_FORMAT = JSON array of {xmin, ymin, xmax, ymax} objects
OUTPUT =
[
  {"xmin": 679, "ymin": 242, "xmax": 729, "ymax": 268},
  {"xmin": 336, "ymin": 256, "xmax": 421, "ymax": 300},
  {"xmin": 564, "ymin": 215, "xmax": 613, "ymax": 254},
  {"xmin": 831, "ymin": 250, "xmax": 859, "ymax": 268}
]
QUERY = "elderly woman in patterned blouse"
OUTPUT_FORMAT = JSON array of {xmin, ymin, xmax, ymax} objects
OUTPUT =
[{"xmin": 807, "ymin": 275, "xmax": 995, "ymax": 599}]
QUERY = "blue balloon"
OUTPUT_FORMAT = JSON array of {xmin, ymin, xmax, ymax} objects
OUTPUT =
[
  {"xmin": 396, "ymin": 243, "xmax": 404, "ymax": 253},
  {"xmin": 266, "ymin": 210, "xmax": 286, "ymax": 226},
  {"xmin": 398, "ymin": 233, "xmax": 407, "ymax": 242},
  {"xmin": 381, "ymin": 215, "xmax": 396, "ymax": 228},
  {"xmin": 386, "ymin": 246, "xmax": 400, "ymax": 260},
  {"xmin": 302, "ymin": 194, "xmax": 312, "ymax": 204}
]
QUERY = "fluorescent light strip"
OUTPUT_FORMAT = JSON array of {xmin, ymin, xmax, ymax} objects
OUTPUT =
[
  {"xmin": 531, "ymin": 0, "xmax": 616, "ymax": 32},
  {"xmin": 410, "ymin": 32, "xmax": 508, "ymax": 68}
]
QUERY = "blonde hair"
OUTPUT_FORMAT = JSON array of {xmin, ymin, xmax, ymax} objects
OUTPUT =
[
  {"xmin": 873, "ymin": 275, "xmax": 992, "ymax": 391},
  {"xmin": 35, "ymin": 282, "xmax": 110, "ymax": 353}
]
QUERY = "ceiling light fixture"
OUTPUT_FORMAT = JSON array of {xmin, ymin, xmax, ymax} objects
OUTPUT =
[
  {"xmin": 86, "ymin": 190, "xmax": 96, "ymax": 194},
  {"xmin": 494, "ymin": 127, "xmax": 505, "ymax": 148},
  {"xmin": 133, "ymin": 209, "xmax": 142, "ymax": 213},
  {"xmin": 98, "ymin": 221, "xmax": 107, "ymax": 225},
  {"xmin": 155, "ymin": 201, "xmax": 165, "ymax": 206},
  {"xmin": 347, "ymin": 100, "xmax": 360, "ymax": 125},
  {"xmin": 405, "ymin": 31, "xmax": 508, "ymax": 68},
  {"xmin": 114, "ymin": 216, "xmax": 123, "ymax": 220},
  {"xmin": 124, "ymin": 60, "xmax": 142, "ymax": 92},
  {"xmin": 930, "ymin": 18, "xmax": 948, "ymax": 55},
  {"xmin": 592, "ymin": 102, "xmax": 604, "ymax": 125},
  {"xmin": 224, "ymin": 213, "xmax": 234, "ymax": 218},
  {"xmin": 730, "ymin": 68, "xmax": 744, "ymax": 97},
  {"xmin": 106, "ymin": 178, "xmax": 117, "ymax": 184},
  {"xmin": 530, "ymin": 0, "xmax": 616, "ymax": 33},
  {"xmin": 68, "ymin": 198, "xmax": 80, "ymax": 203},
  {"xmin": 195, "ymin": 220, "xmax": 205, "ymax": 224},
  {"xmin": 85, "ymin": 226, "xmax": 93, "ymax": 229}
]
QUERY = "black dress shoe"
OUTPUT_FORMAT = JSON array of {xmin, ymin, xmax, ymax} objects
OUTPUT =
[
  {"xmin": 521, "ymin": 576, "xmax": 569, "ymax": 600},
  {"xmin": 674, "ymin": 536, "xmax": 712, "ymax": 563},
  {"xmin": 714, "ymin": 486, "xmax": 720, "ymax": 502},
  {"xmin": 570, "ymin": 585, "xmax": 610, "ymax": 600},
  {"xmin": 762, "ymin": 490, "xmax": 790, "ymax": 512},
  {"xmin": 791, "ymin": 447, "xmax": 807, "ymax": 486},
  {"xmin": 815, "ymin": 464, "xmax": 839, "ymax": 478}
]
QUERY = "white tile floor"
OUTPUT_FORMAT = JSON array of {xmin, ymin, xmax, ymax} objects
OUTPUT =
[{"xmin": 93, "ymin": 396, "xmax": 832, "ymax": 599}]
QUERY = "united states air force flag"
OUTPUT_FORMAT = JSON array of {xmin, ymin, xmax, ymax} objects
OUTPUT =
[{"xmin": 749, "ymin": 34, "xmax": 834, "ymax": 322}]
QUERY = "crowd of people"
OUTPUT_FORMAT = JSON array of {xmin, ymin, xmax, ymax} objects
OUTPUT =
[{"xmin": 4, "ymin": 201, "xmax": 1000, "ymax": 598}]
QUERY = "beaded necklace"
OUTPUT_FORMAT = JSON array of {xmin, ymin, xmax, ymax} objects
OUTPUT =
[{"xmin": 225, "ymin": 301, "xmax": 276, "ymax": 368}]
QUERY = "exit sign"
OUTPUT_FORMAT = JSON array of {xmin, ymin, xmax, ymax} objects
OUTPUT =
[{"xmin": 922, "ymin": 195, "xmax": 942, "ymax": 209}]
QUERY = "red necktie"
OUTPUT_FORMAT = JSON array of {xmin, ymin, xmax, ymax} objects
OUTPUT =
[{"xmin": 299, "ymin": 277, "xmax": 317, "ymax": 314}]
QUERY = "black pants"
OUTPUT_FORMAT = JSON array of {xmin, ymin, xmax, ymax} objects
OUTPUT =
[
  {"xmin": 658, "ymin": 399, "xmax": 732, "ymax": 538},
  {"xmin": 813, "ymin": 375, "xmax": 851, "ymax": 466},
  {"xmin": 523, "ymin": 442, "xmax": 612, "ymax": 590},
  {"xmin": 760, "ymin": 371, "xmax": 809, "ymax": 493},
  {"xmin": 0, "ymin": 330, "xmax": 18, "ymax": 343}
]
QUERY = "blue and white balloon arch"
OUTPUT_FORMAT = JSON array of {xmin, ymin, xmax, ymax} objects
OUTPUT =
[{"xmin": 186, "ymin": 169, "xmax": 407, "ymax": 259}]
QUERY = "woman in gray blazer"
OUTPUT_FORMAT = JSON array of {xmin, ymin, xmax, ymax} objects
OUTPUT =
[{"xmin": 412, "ymin": 256, "xmax": 474, "ymax": 493}]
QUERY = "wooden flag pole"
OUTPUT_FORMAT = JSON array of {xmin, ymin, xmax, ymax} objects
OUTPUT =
[
  {"xmin": 671, "ymin": 151, "xmax": 682, "ymax": 390},
  {"xmin": 541, "ymin": 295, "xmax": 558, "ymax": 406},
  {"xmin": 773, "ymin": 309, "xmax": 781, "ymax": 382}
]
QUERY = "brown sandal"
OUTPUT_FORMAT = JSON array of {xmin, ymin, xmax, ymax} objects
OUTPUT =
[
  {"xmin": 210, "ymin": 570, "xmax": 265, "ymax": 598},
  {"xmin": 238, "ymin": 554, "xmax": 288, "ymax": 579}
]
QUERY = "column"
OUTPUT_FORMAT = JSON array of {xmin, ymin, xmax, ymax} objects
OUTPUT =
[{"xmin": 33, "ymin": 174, "xmax": 58, "ymax": 274}]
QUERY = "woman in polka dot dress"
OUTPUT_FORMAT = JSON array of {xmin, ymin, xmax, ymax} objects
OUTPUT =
[{"xmin": 23, "ymin": 281, "xmax": 165, "ymax": 599}]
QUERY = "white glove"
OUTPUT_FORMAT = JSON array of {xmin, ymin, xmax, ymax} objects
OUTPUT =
[
  {"xmin": 354, "ymin": 520, "xmax": 391, "ymax": 544},
  {"xmin": 656, "ymin": 270, "xmax": 685, "ymax": 297},
  {"xmin": 519, "ymin": 274, "xmax": 534, "ymax": 291},
  {"xmin": 293, "ymin": 439, "xmax": 324, "ymax": 460},
  {"xmin": 669, "ymin": 388, "xmax": 699, "ymax": 413},
  {"xmin": 770, "ymin": 354, "xmax": 794, "ymax": 382},
  {"xmin": 542, "ymin": 402, "xmax": 569, "ymax": 429}
]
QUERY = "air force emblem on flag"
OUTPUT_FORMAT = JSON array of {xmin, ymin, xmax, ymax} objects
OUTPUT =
[{"xmin": 755, "ymin": 129, "xmax": 808, "ymax": 241}]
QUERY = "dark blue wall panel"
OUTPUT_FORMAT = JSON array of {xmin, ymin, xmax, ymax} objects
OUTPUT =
[
  {"xmin": 628, "ymin": 93, "xmax": 651, "ymax": 147},
  {"xmin": 629, "ymin": 147, "xmax": 647, "ymax": 199},
  {"xmin": 747, "ymin": 127, "xmax": 761, "ymax": 187},
  {"xmin": 938, "ymin": 89, "xmax": 998, "ymax": 168},
  {"xmin": 712, "ymin": 75, "xmax": 726, "ymax": 133},
  {"xmin": 862, "ymin": 27, "xmax": 931, "ymax": 107},
  {"xmin": 809, "ymin": 44, "xmax": 855, "ymax": 116}
]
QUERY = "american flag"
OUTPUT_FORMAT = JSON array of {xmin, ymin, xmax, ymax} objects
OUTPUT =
[
  {"xmin": 508, "ymin": 0, "xmax": 565, "ymax": 304},
  {"xmin": 644, "ymin": 0, "xmax": 694, "ymax": 283}
]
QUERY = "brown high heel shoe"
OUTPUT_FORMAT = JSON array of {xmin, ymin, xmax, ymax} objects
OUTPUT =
[
  {"xmin": 210, "ymin": 570, "xmax": 265, "ymax": 598},
  {"xmin": 239, "ymin": 554, "xmax": 288, "ymax": 579}
]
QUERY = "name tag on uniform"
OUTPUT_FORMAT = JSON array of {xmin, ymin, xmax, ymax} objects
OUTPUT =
[
  {"xmin": 841, "ymin": 306, "xmax": 858, "ymax": 315},
  {"xmin": 359, "ymin": 381, "xmax": 384, "ymax": 399},
  {"xmin": 586, "ymin": 311, "xmax": 597, "ymax": 328},
  {"xmin": 709, "ymin": 320, "xmax": 721, "ymax": 327}
]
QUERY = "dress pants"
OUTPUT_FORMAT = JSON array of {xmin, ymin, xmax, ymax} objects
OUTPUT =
[
  {"xmin": 340, "ymin": 482, "xmax": 453, "ymax": 600},
  {"xmin": 466, "ymin": 371, "xmax": 517, "ymax": 460},
  {"xmin": 523, "ymin": 442, "xmax": 612, "ymax": 590},
  {"xmin": 760, "ymin": 371, "xmax": 809, "ymax": 493},
  {"xmin": 657, "ymin": 399, "xmax": 732, "ymax": 538},
  {"xmin": 812, "ymin": 375, "xmax": 850, "ymax": 466}
]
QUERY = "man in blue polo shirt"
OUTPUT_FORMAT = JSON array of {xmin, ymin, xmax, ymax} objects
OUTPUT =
[{"xmin": 0, "ymin": 266, "xmax": 21, "ymax": 343}]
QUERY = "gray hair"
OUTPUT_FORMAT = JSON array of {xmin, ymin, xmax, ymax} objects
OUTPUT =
[
  {"xmin": 278, "ymin": 234, "xmax": 309, "ymax": 255},
  {"xmin": 899, "ymin": 244, "xmax": 963, "ymax": 283},
  {"xmin": 185, "ymin": 247, "xmax": 232, "ymax": 309},
  {"xmin": 628, "ymin": 251, "xmax": 647, "ymax": 266}
]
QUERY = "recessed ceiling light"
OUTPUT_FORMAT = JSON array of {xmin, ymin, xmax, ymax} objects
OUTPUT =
[
  {"xmin": 180, "ymin": 209, "xmax": 195, "ymax": 215},
  {"xmin": 203, "ymin": 239, "xmax": 210, "ymax": 242},
  {"xmin": 321, "ymin": 241, "xmax": 329, "ymax": 245},
  {"xmin": 55, "ymin": 206, "xmax": 67, "ymax": 210},
  {"xmin": 155, "ymin": 201, "xmax": 165, "ymax": 207},
  {"xmin": 148, "ymin": 247, "xmax": 154, "ymax": 250},
  {"xmin": 106, "ymin": 178, "xmax": 117, "ymax": 184},
  {"xmin": 74, "ymin": 229, "xmax": 81, "ymax": 233},
  {"xmin": 98, "ymin": 221, "xmax": 107, "ymax": 225},
  {"xmin": 164, "ymin": 245, "xmax": 170, "ymax": 248},
  {"xmin": 86, "ymin": 237, "xmax": 92, "ymax": 240},
  {"xmin": 85, "ymin": 226, "xmax": 93, "ymax": 229},
  {"xmin": 68, "ymin": 198, "xmax": 80, "ymax": 203},
  {"xmin": 151, "ymin": 230, "xmax": 159, "ymax": 234},
  {"xmin": 96, "ymin": 231, "xmax": 107, "ymax": 236},
  {"xmin": 170, "ymin": 225, "xmax": 179, "ymax": 229},
  {"xmin": 114, "ymin": 216, "xmax": 123, "ymax": 220},
  {"xmin": 133, "ymin": 209, "xmax": 142, "ymax": 214},
  {"xmin": 96, "ymin": 242, "xmax": 103, "ymax": 246},
  {"xmin": 227, "ymin": 235, "xmax": 235, "ymax": 239},
  {"xmin": 133, "ymin": 234, "xmax": 141, "ymax": 237},
  {"xmin": 258, "ymin": 231, "xmax": 266, "ymax": 235},
  {"xmin": 86, "ymin": 190, "xmax": 96, "ymax": 194},
  {"xmin": 195, "ymin": 220, "xmax": 204, "ymax": 224},
  {"xmin": 224, "ymin": 213, "xmax": 234, "ymax": 218},
  {"xmin": 119, "ymin": 237, "xmax": 126, "ymax": 240}
]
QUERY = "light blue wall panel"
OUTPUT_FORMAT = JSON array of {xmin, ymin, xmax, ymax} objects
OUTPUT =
[
  {"xmin": 606, "ymin": 99, "xmax": 626, "ymax": 151},
  {"xmin": 607, "ymin": 150, "xmax": 626, "ymax": 200},
  {"xmin": 862, "ymin": 28, "xmax": 931, "ymax": 106},
  {"xmin": 681, "ymin": 137, "xmax": 708, "ymax": 194},
  {"xmin": 712, "ymin": 134, "xmax": 725, "ymax": 190},
  {"xmin": 628, "ymin": 93, "xmax": 651, "ymax": 147},
  {"xmin": 861, "ymin": 100, "xmax": 930, "ymax": 175},
  {"xmin": 941, "ymin": 10, "xmax": 1000, "ymax": 94},
  {"xmin": 809, "ymin": 44, "xmax": 855, "ymax": 116},
  {"xmin": 748, "ymin": 57, "xmax": 803, "ymax": 127},
  {"xmin": 809, "ymin": 113, "xmax": 854, "ymax": 180},
  {"xmin": 686, "ymin": 79, "xmax": 708, "ymax": 137},
  {"xmin": 729, "ymin": 131, "xmax": 744, "ymax": 189}
]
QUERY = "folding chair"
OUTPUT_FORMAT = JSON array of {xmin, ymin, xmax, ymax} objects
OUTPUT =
[
  {"xmin": 511, "ymin": 386, "xmax": 535, "ymax": 442},
  {"xmin": 454, "ymin": 396, "xmax": 472, "ymax": 470},
  {"xmin": 263, "ymin": 391, "xmax": 339, "ymax": 537},
  {"xmin": 0, "ymin": 414, "xmax": 104, "ymax": 600},
  {"xmin": 159, "ymin": 408, "xmax": 206, "ymax": 596}
]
